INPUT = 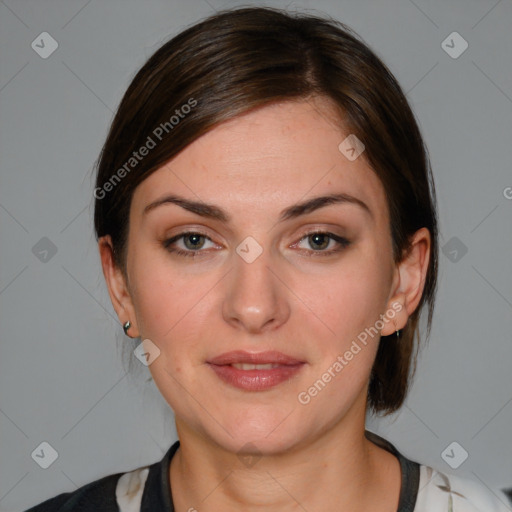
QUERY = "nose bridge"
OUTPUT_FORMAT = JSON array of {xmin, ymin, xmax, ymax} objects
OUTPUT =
[{"xmin": 222, "ymin": 238, "xmax": 289, "ymax": 332}]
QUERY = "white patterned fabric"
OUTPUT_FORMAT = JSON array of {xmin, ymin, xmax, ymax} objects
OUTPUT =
[
  {"xmin": 115, "ymin": 466, "xmax": 149, "ymax": 512},
  {"xmin": 414, "ymin": 465, "xmax": 511, "ymax": 512}
]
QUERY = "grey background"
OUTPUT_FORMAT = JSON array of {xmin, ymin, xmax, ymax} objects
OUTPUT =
[{"xmin": 1, "ymin": 0, "xmax": 511, "ymax": 510}]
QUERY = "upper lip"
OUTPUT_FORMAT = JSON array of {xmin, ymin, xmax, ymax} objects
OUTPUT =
[{"xmin": 207, "ymin": 350, "xmax": 304, "ymax": 366}]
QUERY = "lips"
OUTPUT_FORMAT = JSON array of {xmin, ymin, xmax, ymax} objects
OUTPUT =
[{"xmin": 207, "ymin": 350, "xmax": 305, "ymax": 391}]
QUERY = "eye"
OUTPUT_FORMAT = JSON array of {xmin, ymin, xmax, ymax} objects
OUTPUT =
[
  {"xmin": 163, "ymin": 231, "xmax": 218, "ymax": 258},
  {"xmin": 293, "ymin": 231, "xmax": 351, "ymax": 256},
  {"xmin": 163, "ymin": 230, "xmax": 351, "ymax": 259}
]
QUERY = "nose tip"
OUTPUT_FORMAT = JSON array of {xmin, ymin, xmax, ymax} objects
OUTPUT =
[{"xmin": 222, "ymin": 249, "xmax": 290, "ymax": 334}]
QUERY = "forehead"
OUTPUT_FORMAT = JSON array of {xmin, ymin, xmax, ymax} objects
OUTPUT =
[{"xmin": 132, "ymin": 99, "xmax": 388, "ymax": 223}]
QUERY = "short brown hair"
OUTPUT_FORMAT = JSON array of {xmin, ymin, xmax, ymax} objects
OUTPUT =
[{"xmin": 93, "ymin": 6, "xmax": 439, "ymax": 415}]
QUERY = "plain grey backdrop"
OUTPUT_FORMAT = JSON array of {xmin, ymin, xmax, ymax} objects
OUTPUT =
[{"xmin": 1, "ymin": 0, "xmax": 511, "ymax": 510}]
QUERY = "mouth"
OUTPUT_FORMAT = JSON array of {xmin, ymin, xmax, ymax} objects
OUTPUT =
[
  {"xmin": 206, "ymin": 350, "xmax": 306, "ymax": 391},
  {"xmin": 229, "ymin": 363, "xmax": 283, "ymax": 370}
]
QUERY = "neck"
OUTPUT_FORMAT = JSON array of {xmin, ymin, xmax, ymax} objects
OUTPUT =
[{"xmin": 169, "ymin": 408, "xmax": 401, "ymax": 511}]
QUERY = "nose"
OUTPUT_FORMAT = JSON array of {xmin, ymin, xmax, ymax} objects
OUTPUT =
[{"xmin": 222, "ymin": 244, "xmax": 290, "ymax": 334}]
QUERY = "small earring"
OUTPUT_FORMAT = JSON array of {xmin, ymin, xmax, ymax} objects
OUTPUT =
[
  {"xmin": 396, "ymin": 328, "xmax": 400, "ymax": 339},
  {"xmin": 123, "ymin": 321, "xmax": 131, "ymax": 336}
]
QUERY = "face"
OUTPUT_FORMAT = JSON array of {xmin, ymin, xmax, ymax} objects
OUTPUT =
[{"xmin": 103, "ymin": 98, "xmax": 417, "ymax": 455}]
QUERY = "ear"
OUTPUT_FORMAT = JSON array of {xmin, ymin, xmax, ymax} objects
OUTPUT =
[
  {"xmin": 381, "ymin": 227, "xmax": 431, "ymax": 336},
  {"xmin": 98, "ymin": 235, "xmax": 140, "ymax": 338}
]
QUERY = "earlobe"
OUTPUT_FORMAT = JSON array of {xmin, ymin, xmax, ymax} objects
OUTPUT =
[
  {"xmin": 381, "ymin": 227, "xmax": 431, "ymax": 336},
  {"xmin": 98, "ymin": 235, "xmax": 140, "ymax": 338}
]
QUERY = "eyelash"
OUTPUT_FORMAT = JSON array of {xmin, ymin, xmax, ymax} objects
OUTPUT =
[{"xmin": 162, "ymin": 230, "xmax": 351, "ymax": 258}]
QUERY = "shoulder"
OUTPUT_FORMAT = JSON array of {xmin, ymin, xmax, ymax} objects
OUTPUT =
[
  {"xmin": 25, "ymin": 466, "xmax": 150, "ymax": 512},
  {"xmin": 414, "ymin": 465, "xmax": 512, "ymax": 512}
]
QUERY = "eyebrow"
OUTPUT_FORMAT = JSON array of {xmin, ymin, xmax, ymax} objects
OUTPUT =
[{"xmin": 143, "ymin": 192, "xmax": 372, "ymax": 222}]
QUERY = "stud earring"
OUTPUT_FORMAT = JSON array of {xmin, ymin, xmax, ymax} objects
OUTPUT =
[{"xmin": 123, "ymin": 321, "xmax": 131, "ymax": 336}]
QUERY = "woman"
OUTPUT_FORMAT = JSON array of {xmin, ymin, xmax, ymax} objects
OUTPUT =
[{"xmin": 27, "ymin": 6, "xmax": 511, "ymax": 512}]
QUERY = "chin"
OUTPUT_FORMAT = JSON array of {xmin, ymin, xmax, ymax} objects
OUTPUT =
[
  {"xmin": 218, "ymin": 431, "xmax": 301, "ymax": 458},
  {"xmin": 204, "ymin": 407, "xmax": 309, "ymax": 456}
]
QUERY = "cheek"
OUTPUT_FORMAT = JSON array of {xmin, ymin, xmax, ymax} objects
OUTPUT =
[
  {"xmin": 129, "ymin": 262, "xmax": 211, "ymax": 403},
  {"xmin": 294, "ymin": 264, "xmax": 387, "ymax": 409},
  {"xmin": 129, "ymin": 252, "xmax": 215, "ymax": 356},
  {"xmin": 295, "ymin": 255, "xmax": 389, "ymax": 351}
]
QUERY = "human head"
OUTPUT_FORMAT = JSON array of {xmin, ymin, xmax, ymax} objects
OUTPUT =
[{"xmin": 93, "ymin": 6, "xmax": 438, "ymax": 417}]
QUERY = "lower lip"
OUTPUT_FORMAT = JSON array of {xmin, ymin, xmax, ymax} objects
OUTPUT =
[{"xmin": 207, "ymin": 363, "xmax": 305, "ymax": 391}]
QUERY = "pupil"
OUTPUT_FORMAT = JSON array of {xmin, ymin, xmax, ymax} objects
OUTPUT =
[
  {"xmin": 185, "ymin": 234, "xmax": 203, "ymax": 249},
  {"xmin": 310, "ymin": 234, "xmax": 328, "ymax": 250}
]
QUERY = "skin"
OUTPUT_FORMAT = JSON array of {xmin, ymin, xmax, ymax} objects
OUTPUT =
[{"xmin": 99, "ymin": 97, "xmax": 430, "ymax": 511}]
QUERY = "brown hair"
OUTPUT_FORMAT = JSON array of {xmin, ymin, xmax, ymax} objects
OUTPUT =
[{"xmin": 93, "ymin": 6, "xmax": 439, "ymax": 415}]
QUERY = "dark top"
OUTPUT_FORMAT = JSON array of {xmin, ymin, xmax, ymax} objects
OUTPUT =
[{"xmin": 24, "ymin": 431, "xmax": 421, "ymax": 511}]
